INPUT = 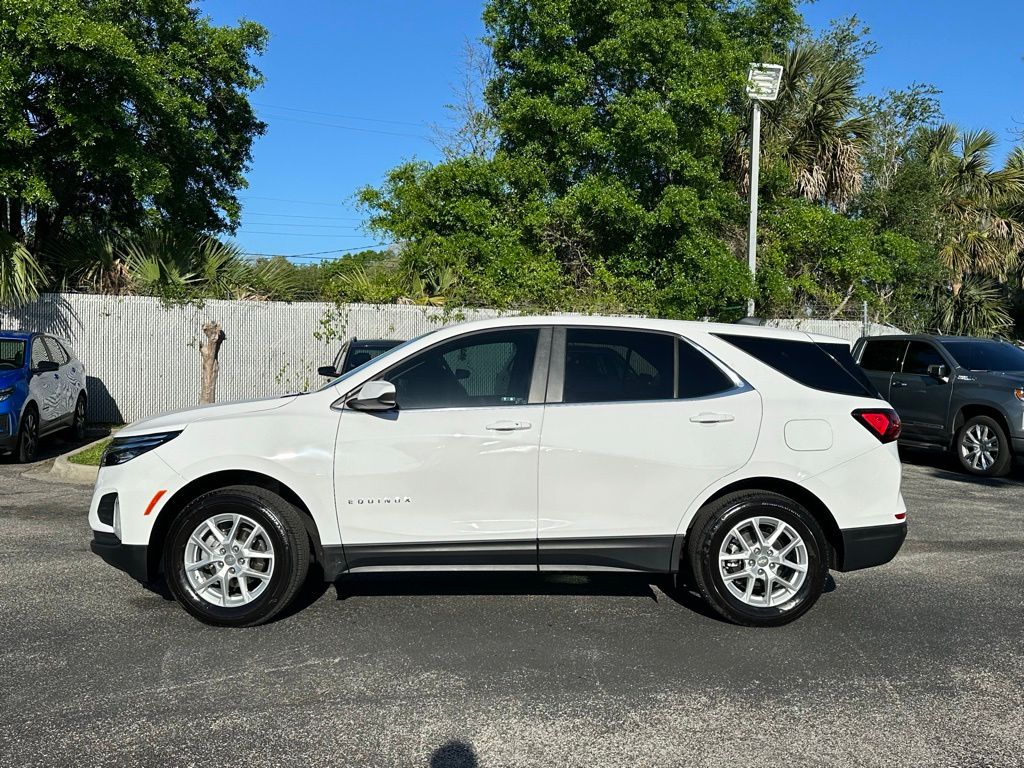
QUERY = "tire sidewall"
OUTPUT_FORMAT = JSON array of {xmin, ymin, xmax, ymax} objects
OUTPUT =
[
  {"xmin": 700, "ymin": 498, "xmax": 826, "ymax": 626},
  {"xmin": 956, "ymin": 415, "xmax": 1010, "ymax": 477},
  {"xmin": 72, "ymin": 395, "xmax": 86, "ymax": 440},
  {"xmin": 165, "ymin": 490, "xmax": 298, "ymax": 627},
  {"xmin": 18, "ymin": 408, "xmax": 38, "ymax": 463}
]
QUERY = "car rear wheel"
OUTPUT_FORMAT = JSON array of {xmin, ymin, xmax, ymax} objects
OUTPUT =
[
  {"xmin": 955, "ymin": 415, "xmax": 1011, "ymax": 477},
  {"xmin": 16, "ymin": 407, "xmax": 39, "ymax": 463},
  {"xmin": 687, "ymin": 491, "xmax": 828, "ymax": 627},
  {"xmin": 164, "ymin": 485, "xmax": 310, "ymax": 627},
  {"xmin": 67, "ymin": 394, "xmax": 87, "ymax": 441}
]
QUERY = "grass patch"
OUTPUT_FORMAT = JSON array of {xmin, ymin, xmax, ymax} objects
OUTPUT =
[{"xmin": 68, "ymin": 438, "xmax": 111, "ymax": 466}]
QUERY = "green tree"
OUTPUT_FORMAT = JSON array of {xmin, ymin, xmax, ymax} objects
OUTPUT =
[
  {"xmin": 363, "ymin": 0, "xmax": 801, "ymax": 318},
  {"xmin": 0, "ymin": 0, "xmax": 267, "ymax": 266}
]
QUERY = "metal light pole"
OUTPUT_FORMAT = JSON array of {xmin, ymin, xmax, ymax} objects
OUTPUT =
[{"xmin": 745, "ymin": 63, "xmax": 783, "ymax": 318}]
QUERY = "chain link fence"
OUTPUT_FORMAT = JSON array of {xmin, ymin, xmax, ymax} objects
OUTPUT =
[{"xmin": 760, "ymin": 301, "xmax": 904, "ymax": 343}]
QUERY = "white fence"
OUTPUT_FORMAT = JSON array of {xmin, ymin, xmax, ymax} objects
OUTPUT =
[
  {"xmin": 1, "ymin": 293, "xmax": 903, "ymax": 424},
  {"xmin": 0, "ymin": 294, "xmax": 499, "ymax": 423}
]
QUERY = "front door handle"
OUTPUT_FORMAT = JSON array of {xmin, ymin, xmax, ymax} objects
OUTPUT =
[
  {"xmin": 486, "ymin": 420, "xmax": 532, "ymax": 431},
  {"xmin": 892, "ymin": 381, "xmax": 907, "ymax": 388},
  {"xmin": 689, "ymin": 412, "xmax": 735, "ymax": 424}
]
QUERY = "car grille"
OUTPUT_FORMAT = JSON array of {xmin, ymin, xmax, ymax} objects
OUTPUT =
[{"xmin": 97, "ymin": 493, "xmax": 118, "ymax": 526}]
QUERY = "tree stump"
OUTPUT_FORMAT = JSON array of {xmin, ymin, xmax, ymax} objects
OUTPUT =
[{"xmin": 200, "ymin": 321, "xmax": 225, "ymax": 404}]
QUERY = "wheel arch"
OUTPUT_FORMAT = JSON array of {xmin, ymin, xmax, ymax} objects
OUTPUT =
[
  {"xmin": 683, "ymin": 477, "xmax": 842, "ymax": 569},
  {"xmin": 147, "ymin": 470, "xmax": 325, "ymax": 581},
  {"xmin": 952, "ymin": 403, "xmax": 1011, "ymax": 445}
]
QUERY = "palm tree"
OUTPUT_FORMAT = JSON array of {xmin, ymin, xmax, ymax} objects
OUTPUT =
[
  {"xmin": 921, "ymin": 126, "xmax": 1024, "ymax": 295},
  {"xmin": 736, "ymin": 44, "xmax": 873, "ymax": 211},
  {"xmin": 0, "ymin": 233, "xmax": 47, "ymax": 308}
]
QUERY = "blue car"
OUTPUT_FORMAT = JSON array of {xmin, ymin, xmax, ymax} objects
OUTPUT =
[{"xmin": 0, "ymin": 331, "xmax": 88, "ymax": 462}]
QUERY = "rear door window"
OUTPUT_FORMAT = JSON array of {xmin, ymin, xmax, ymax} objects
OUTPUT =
[
  {"xmin": 563, "ymin": 329, "xmax": 674, "ymax": 403},
  {"xmin": 714, "ymin": 334, "xmax": 878, "ymax": 398}
]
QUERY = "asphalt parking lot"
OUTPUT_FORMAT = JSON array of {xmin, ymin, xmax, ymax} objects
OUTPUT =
[{"xmin": 1, "ymin": 447, "xmax": 1022, "ymax": 768}]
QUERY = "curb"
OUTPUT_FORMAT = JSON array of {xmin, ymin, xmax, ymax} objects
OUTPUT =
[{"xmin": 46, "ymin": 436, "xmax": 109, "ymax": 485}]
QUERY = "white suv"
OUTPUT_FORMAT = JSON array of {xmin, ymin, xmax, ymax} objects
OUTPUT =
[{"xmin": 89, "ymin": 316, "xmax": 907, "ymax": 627}]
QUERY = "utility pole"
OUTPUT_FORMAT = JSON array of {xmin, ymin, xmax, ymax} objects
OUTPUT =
[{"xmin": 745, "ymin": 63, "xmax": 784, "ymax": 318}]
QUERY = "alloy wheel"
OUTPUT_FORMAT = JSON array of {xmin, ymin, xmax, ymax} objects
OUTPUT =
[
  {"xmin": 184, "ymin": 513, "xmax": 276, "ymax": 607},
  {"xmin": 960, "ymin": 423, "xmax": 999, "ymax": 472},
  {"xmin": 718, "ymin": 516, "xmax": 808, "ymax": 608},
  {"xmin": 20, "ymin": 412, "xmax": 38, "ymax": 461}
]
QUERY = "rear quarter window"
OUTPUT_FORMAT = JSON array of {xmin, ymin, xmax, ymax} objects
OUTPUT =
[{"xmin": 714, "ymin": 334, "xmax": 878, "ymax": 398}]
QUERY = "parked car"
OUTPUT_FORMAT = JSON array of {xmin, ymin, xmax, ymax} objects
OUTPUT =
[
  {"xmin": 318, "ymin": 337, "xmax": 402, "ymax": 379},
  {"xmin": 0, "ymin": 331, "xmax": 88, "ymax": 463},
  {"xmin": 853, "ymin": 334, "xmax": 1024, "ymax": 477},
  {"xmin": 89, "ymin": 317, "xmax": 906, "ymax": 628}
]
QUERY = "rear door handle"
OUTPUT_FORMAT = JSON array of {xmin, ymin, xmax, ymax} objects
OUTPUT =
[
  {"xmin": 689, "ymin": 412, "xmax": 735, "ymax": 424},
  {"xmin": 486, "ymin": 420, "xmax": 532, "ymax": 431}
]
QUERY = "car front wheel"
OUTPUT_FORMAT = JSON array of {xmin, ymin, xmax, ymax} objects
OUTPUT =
[
  {"xmin": 687, "ymin": 491, "xmax": 827, "ymax": 627},
  {"xmin": 16, "ymin": 407, "xmax": 39, "ymax": 463},
  {"xmin": 955, "ymin": 415, "xmax": 1012, "ymax": 477},
  {"xmin": 164, "ymin": 485, "xmax": 310, "ymax": 627}
]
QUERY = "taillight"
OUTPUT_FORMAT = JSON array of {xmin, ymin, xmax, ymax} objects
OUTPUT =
[{"xmin": 852, "ymin": 408, "xmax": 901, "ymax": 443}]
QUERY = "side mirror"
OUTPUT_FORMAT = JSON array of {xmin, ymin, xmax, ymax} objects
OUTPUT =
[
  {"xmin": 318, "ymin": 365, "xmax": 338, "ymax": 378},
  {"xmin": 347, "ymin": 379, "xmax": 397, "ymax": 411},
  {"xmin": 32, "ymin": 360, "xmax": 59, "ymax": 375},
  {"xmin": 927, "ymin": 364, "xmax": 949, "ymax": 380}
]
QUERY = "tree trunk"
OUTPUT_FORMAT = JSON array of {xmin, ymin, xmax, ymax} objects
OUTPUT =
[{"xmin": 200, "ymin": 321, "xmax": 225, "ymax": 404}]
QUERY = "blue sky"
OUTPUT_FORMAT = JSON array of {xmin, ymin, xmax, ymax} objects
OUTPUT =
[{"xmin": 201, "ymin": 1, "xmax": 1024, "ymax": 261}]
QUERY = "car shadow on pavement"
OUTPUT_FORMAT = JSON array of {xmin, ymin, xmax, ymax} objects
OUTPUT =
[
  {"xmin": 899, "ymin": 447, "xmax": 1024, "ymax": 487},
  {"xmin": 0, "ymin": 423, "xmax": 111, "ymax": 464},
  {"xmin": 430, "ymin": 740, "xmax": 479, "ymax": 768}
]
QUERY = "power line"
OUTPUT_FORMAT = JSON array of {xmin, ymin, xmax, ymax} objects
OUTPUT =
[
  {"xmin": 259, "ymin": 112, "xmax": 429, "ymax": 140},
  {"xmin": 244, "ymin": 211, "xmax": 365, "ymax": 222},
  {"xmin": 243, "ymin": 230, "xmax": 370, "ymax": 237},
  {"xmin": 238, "ymin": 195, "xmax": 352, "ymax": 208},
  {"xmin": 241, "ymin": 244, "xmax": 391, "ymax": 259},
  {"xmin": 242, "ymin": 221, "xmax": 364, "ymax": 230},
  {"xmin": 253, "ymin": 102, "xmax": 426, "ymax": 128}
]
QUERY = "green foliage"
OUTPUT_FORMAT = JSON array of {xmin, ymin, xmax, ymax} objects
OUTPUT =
[
  {"xmin": 0, "ymin": 232, "xmax": 47, "ymax": 307},
  {"xmin": 932, "ymin": 276, "xmax": 1013, "ymax": 337},
  {"xmin": 756, "ymin": 198, "xmax": 927, "ymax": 318},
  {"xmin": 0, "ymin": 0, "xmax": 267, "ymax": 258}
]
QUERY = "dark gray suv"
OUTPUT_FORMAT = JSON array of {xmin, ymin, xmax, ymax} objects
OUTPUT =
[{"xmin": 853, "ymin": 334, "xmax": 1024, "ymax": 477}]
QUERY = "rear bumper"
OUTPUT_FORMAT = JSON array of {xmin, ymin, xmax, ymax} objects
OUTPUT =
[
  {"xmin": 838, "ymin": 522, "xmax": 907, "ymax": 571},
  {"xmin": 90, "ymin": 531, "xmax": 151, "ymax": 583}
]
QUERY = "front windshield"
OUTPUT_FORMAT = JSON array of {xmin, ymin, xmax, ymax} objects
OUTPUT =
[
  {"xmin": 944, "ymin": 340, "xmax": 1024, "ymax": 372},
  {"xmin": 0, "ymin": 339, "xmax": 26, "ymax": 370},
  {"xmin": 317, "ymin": 328, "xmax": 443, "ymax": 391}
]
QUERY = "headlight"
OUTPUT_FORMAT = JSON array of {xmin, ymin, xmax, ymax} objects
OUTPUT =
[
  {"xmin": 1015, "ymin": 388, "xmax": 1024, "ymax": 402},
  {"xmin": 0, "ymin": 387, "xmax": 13, "ymax": 402},
  {"xmin": 101, "ymin": 431, "xmax": 182, "ymax": 467}
]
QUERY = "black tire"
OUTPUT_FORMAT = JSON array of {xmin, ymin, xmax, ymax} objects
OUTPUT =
[
  {"xmin": 164, "ymin": 485, "xmax": 311, "ymax": 627},
  {"xmin": 67, "ymin": 394, "xmax": 87, "ymax": 441},
  {"xmin": 955, "ymin": 415, "xmax": 1012, "ymax": 478},
  {"xmin": 16, "ymin": 406, "xmax": 39, "ymax": 464},
  {"xmin": 687, "ymin": 491, "xmax": 828, "ymax": 627}
]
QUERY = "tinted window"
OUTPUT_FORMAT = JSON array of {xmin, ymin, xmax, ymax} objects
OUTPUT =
[
  {"xmin": 0, "ymin": 339, "xmax": 26, "ymax": 370},
  {"xmin": 388, "ymin": 329, "xmax": 538, "ymax": 409},
  {"xmin": 902, "ymin": 341, "xmax": 944, "ymax": 375},
  {"xmin": 564, "ymin": 329, "xmax": 673, "ymax": 403},
  {"xmin": 943, "ymin": 340, "xmax": 1024, "ymax": 372},
  {"xmin": 859, "ymin": 339, "xmax": 907, "ymax": 372},
  {"xmin": 678, "ymin": 338, "xmax": 735, "ymax": 398},
  {"xmin": 715, "ymin": 334, "xmax": 876, "ymax": 398}
]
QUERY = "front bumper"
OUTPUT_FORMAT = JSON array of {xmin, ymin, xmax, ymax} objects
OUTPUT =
[
  {"xmin": 90, "ymin": 531, "xmax": 151, "ymax": 583},
  {"xmin": 838, "ymin": 522, "xmax": 907, "ymax": 571}
]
